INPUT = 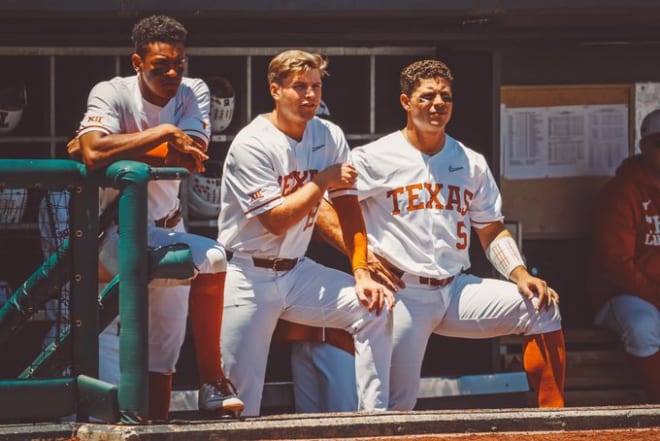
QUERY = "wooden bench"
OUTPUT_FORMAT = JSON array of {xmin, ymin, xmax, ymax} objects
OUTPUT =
[{"xmin": 499, "ymin": 328, "xmax": 648, "ymax": 407}]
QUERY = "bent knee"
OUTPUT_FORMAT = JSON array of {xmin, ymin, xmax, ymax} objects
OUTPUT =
[
  {"xmin": 623, "ymin": 315, "xmax": 659, "ymax": 357},
  {"xmin": 526, "ymin": 302, "xmax": 562, "ymax": 335}
]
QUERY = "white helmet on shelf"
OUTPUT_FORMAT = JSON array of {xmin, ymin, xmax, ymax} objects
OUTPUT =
[
  {"xmin": 0, "ymin": 81, "xmax": 27, "ymax": 135},
  {"xmin": 186, "ymin": 160, "xmax": 222, "ymax": 219},
  {"xmin": 0, "ymin": 188, "xmax": 28, "ymax": 223},
  {"xmin": 207, "ymin": 76, "xmax": 235, "ymax": 134}
]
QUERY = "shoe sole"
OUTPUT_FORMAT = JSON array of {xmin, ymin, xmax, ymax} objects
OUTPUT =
[{"xmin": 200, "ymin": 398, "xmax": 245, "ymax": 413}]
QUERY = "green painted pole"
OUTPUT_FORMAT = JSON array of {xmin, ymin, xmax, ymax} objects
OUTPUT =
[
  {"xmin": 69, "ymin": 178, "xmax": 100, "ymax": 388},
  {"xmin": 105, "ymin": 161, "xmax": 151, "ymax": 423}
]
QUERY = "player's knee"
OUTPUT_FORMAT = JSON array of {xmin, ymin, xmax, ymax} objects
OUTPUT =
[
  {"xmin": 622, "ymin": 314, "xmax": 659, "ymax": 358},
  {"xmin": 197, "ymin": 245, "xmax": 227, "ymax": 273},
  {"xmin": 148, "ymin": 345, "xmax": 180, "ymax": 373},
  {"xmin": 527, "ymin": 302, "xmax": 562, "ymax": 335}
]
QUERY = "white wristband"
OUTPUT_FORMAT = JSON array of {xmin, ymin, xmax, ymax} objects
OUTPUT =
[{"xmin": 486, "ymin": 236, "xmax": 526, "ymax": 280}]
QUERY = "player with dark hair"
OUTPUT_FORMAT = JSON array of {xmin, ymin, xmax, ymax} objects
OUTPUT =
[
  {"xmin": 588, "ymin": 108, "xmax": 660, "ymax": 403},
  {"xmin": 74, "ymin": 14, "xmax": 243, "ymax": 420},
  {"xmin": 316, "ymin": 58, "xmax": 566, "ymax": 410}
]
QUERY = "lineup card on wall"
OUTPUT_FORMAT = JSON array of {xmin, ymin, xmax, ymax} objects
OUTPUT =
[
  {"xmin": 501, "ymin": 104, "xmax": 629, "ymax": 179},
  {"xmin": 634, "ymin": 82, "xmax": 660, "ymax": 153}
]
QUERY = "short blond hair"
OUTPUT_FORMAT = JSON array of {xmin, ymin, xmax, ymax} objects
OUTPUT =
[{"xmin": 267, "ymin": 50, "xmax": 328, "ymax": 85}]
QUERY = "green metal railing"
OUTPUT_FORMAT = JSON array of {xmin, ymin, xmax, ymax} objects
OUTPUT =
[{"xmin": 0, "ymin": 159, "xmax": 191, "ymax": 424}]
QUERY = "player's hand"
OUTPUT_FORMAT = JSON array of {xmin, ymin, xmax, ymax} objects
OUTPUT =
[
  {"xmin": 367, "ymin": 251, "xmax": 405, "ymax": 292},
  {"xmin": 511, "ymin": 267, "xmax": 559, "ymax": 311},
  {"xmin": 317, "ymin": 162, "xmax": 358, "ymax": 190},
  {"xmin": 354, "ymin": 268, "xmax": 396, "ymax": 315},
  {"xmin": 165, "ymin": 125, "xmax": 209, "ymax": 172}
]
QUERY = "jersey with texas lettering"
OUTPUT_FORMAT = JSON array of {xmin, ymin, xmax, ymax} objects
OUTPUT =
[
  {"xmin": 77, "ymin": 75, "xmax": 211, "ymax": 221},
  {"xmin": 352, "ymin": 131, "xmax": 503, "ymax": 278},
  {"xmin": 218, "ymin": 115, "xmax": 354, "ymax": 259}
]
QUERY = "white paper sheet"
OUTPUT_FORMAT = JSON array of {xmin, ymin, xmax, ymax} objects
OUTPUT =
[{"xmin": 502, "ymin": 104, "xmax": 628, "ymax": 179}]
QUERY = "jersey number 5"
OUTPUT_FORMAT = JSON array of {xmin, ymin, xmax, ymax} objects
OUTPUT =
[{"xmin": 456, "ymin": 221, "xmax": 468, "ymax": 250}]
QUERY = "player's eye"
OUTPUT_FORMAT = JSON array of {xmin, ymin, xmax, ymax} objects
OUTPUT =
[
  {"xmin": 152, "ymin": 60, "xmax": 185, "ymax": 76},
  {"xmin": 441, "ymin": 93, "xmax": 453, "ymax": 103}
]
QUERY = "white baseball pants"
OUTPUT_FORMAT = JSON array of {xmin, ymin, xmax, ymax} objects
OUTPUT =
[
  {"xmin": 221, "ymin": 253, "xmax": 392, "ymax": 416},
  {"xmin": 389, "ymin": 273, "xmax": 562, "ymax": 410}
]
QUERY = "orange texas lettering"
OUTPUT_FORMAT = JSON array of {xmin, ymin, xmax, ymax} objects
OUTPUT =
[
  {"xmin": 386, "ymin": 183, "xmax": 474, "ymax": 216},
  {"xmin": 278, "ymin": 169, "xmax": 319, "ymax": 197}
]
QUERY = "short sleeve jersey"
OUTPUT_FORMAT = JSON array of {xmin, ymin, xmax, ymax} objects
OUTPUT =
[
  {"xmin": 351, "ymin": 131, "xmax": 503, "ymax": 278},
  {"xmin": 217, "ymin": 115, "xmax": 354, "ymax": 259},
  {"xmin": 77, "ymin": 75, "xmax": 211, "ymax": 221}
]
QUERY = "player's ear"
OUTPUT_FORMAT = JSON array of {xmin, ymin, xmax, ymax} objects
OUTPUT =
[
  {"xmin": 131, "ymin": 53, "xmax": 142, "ymax": 74},
  {"xmin": 400, "ymin": 93, "xmax": 411, "ymax": 111},
  {"xmin": 270, "ymin": 82, "xmax": 281, "ymax": 100}
]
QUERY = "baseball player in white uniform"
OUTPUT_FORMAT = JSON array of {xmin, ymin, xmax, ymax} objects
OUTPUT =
[
  {"xmin": 75, "ymin": 15, "xmax": 243, "ymax": 420},
  {"xmin": 270, "ymin": 100, "xmax": 358, "ymax": 414},
  {"xmin": 217, "ymin": 49, "xmax": 394, "ymax": 417},
  {"xmin": 315, "ymin": 59, "xmax": 566, "ymax": 410}
]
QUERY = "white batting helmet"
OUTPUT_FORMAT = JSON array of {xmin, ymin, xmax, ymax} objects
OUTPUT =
[
  {"xmin": 0, "ymin": 188, "xmax": 27, "ymax": 223},
  {"xmin": 207, "ymin": 76, "xmax": 235, "ymax": 134},
  {"xmin": 0, "ymin": 81, "xmax": 27, "ymax": 135},
  {"xmin": 186, "ymin": 160, "xmax": 222, "ymax": 219}
]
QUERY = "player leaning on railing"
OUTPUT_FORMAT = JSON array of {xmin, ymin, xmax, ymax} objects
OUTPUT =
[{"xmin": 69, "ymin": 14, "xmax": 243, "ymax": 421}]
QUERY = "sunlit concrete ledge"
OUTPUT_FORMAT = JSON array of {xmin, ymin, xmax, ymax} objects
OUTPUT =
[{"xmin": 1, "ymin": 405, "xmax": 658, "ymax": 441}]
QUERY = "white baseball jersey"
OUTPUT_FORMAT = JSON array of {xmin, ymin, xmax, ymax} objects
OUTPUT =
[
  {"xmin": 77, "ymin": 75, "xmax": 211, "ymax": 221},
  {"xmin": 217, "ymin": 115, "xmax": 355, "ymax": 258},
  {"xmin": 352, "ymin": 131, "xmax": 503, "ymax": 278},
  {"xmin": 351, "ymin": 131, "xmax": 561, "ymax": 410}
]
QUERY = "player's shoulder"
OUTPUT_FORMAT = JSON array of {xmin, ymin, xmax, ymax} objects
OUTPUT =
[
  {"xmin": 230, "ymin": 115, "xmax": 274, "ymax": 150},
  {"xmin": 353, "ymin": 131, "xmax": 401, "ymax": 155},
  {"xmin": 309, "ymin": 116, "xmax": 347, "ymax": 141},
  {"xmin": 91, "ymin": 76, "xmax": 132, "ymax": 93},
  {"xmin": 448, "ymin": 135, "xmax": 489, "ymax": 166},
  {"xmin": 88, "ymin": 76, "xmax": 136, "ymax": 104},
  {"xmin": 180, "ymin": 77, "xmax": 209, "ymax": 93}
]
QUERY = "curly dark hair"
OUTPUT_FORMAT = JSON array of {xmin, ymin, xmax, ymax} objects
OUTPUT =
[
  {"xmin": 400, "ymin": 59, "xmax": 453, "ymax": 96},
  {"xmin": 131, "ymin": 15, "xmax": 188, "ymax": 56}
]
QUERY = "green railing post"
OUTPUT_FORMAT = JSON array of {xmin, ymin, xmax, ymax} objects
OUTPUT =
[
  {"xmin": 69, "ymin": 175, "xmax": 100, "ymax": 385},
  {"xmin": 105, "ymin": 161, "xmax": 151, "ymax": 423}
]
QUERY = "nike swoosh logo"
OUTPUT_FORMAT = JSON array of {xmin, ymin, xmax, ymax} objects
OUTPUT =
[
  {"xmin": 448, "ymin": 165, "xmax": 464, "ymax": 172},
  {"xmin": 311, "ymin": 144, "xmax": 325, "ymax": 152}
]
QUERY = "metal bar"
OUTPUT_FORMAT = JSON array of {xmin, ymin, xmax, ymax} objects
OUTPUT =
[
  {"xmin": 0, "ymin": 46, "xmax": 436, "ymax": 56},
  {"xmin": 49, "ymin": 56, "xmax": 56, "ymax": 158}
]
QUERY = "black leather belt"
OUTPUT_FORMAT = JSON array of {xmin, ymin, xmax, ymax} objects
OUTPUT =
[
  {"xmin": 226, "ymin": 251, "xmax": 298, "ymax": 271},
  {"xmin": 154, "ymin": 208, "xmax": 181, "ymax": 229},
  {"xmin": 418, "ymin": 275, "xmax": 455, "ymax": 287},
  {"xmin": 252, "ymin": 257, "xmax": 298, "ymax": 271},
  {"xmin": 388, "ymin": 264, "xmax": 454, "ymax": 287}
]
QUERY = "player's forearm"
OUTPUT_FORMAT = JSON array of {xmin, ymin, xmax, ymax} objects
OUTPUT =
[
  {"xmin": 480, "ymin": 224, "xmax": 526, "ymax": 280},
  {"xmin": 313, "ymin": 198, "xmax": 348, "ymax": 255},
  {"xmin": 332, "ymin": 195, "xmax": 369, "ymax": 273},
  {"xmin": 79, "ymin": 124, "xmax": 177, "ymax": 169},
  {"xmin": 258, "ymin": 180, "xmax": 326, "ymax": 236}
]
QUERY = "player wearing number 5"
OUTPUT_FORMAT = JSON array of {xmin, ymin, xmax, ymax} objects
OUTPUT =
[
  {"xmin": 316, "ymin": 59, "xmax": 566, "ymax": 410},
  {"xmin": 217, "ymin": 49, "xmax": 394, "ymax": 417}
]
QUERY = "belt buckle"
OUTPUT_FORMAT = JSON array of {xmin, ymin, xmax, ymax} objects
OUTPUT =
[{"xmin": 271, "ymin": 258, "xmax": 284, "ymax": 271}]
